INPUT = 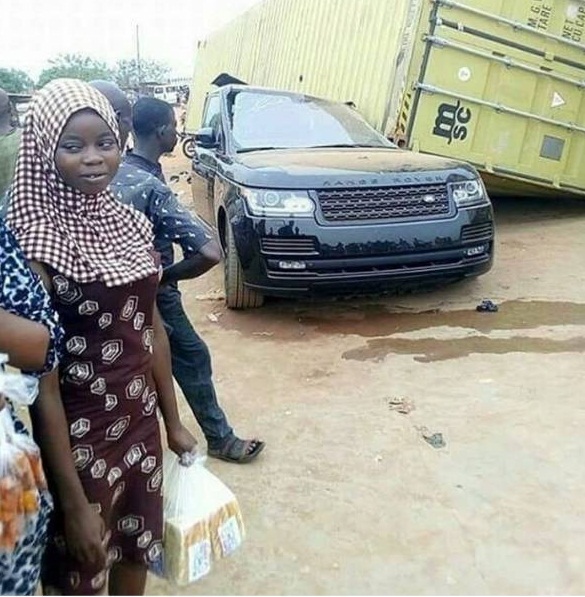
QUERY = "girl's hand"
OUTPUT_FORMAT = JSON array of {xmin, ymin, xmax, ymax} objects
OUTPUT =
[
  {"xmin": 167, "ymin": 423, "xmax": 197, "ymax": 458},
  {"xmin": 64, "ymin": 502, "xmax": 107, "ymax": 568}
]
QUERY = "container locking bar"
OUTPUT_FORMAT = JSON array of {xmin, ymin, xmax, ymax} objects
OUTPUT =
[
  {"xmin": 433, "ymin": 0, "xmax": 585, "ymax": 53},
  {"xmin": 414, "ymin": 83, "xmax": 585, "ymax": 135},
  {"xmin": 424, "ymin": 34, "xmax": 585, "ymax": 89}
]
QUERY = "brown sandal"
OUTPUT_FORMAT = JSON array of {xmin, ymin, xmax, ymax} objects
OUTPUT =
[{"xmin": 208, "ymin": 437, "xmax": 265, "ymax": 464}]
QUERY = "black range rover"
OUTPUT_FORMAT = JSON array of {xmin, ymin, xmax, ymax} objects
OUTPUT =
[{"xmin": 191, "ymin": 85, "xmax": 494, "ymax": 308}]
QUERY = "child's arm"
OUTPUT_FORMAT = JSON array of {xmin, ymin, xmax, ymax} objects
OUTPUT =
[
  {"xmin": 151, "ymin": 304, "xmax": 197, "ymax": 456},
  {"xmin": 32, "ymin": 370, "xmax": 107, "ymax": 567},
  {"xmin": 0, "ymin": 307, "xmax": 50, "ymax": 370}
]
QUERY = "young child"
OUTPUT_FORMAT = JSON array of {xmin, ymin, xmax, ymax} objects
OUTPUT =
[{"xmin": 7, "ymin": 78, "xmax": 196, "ymax": 595}]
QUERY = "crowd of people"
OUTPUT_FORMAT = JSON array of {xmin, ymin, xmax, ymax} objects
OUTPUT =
[{"xmin": 0, "ymin": 77, "xmax": 264, "ymax": 595}]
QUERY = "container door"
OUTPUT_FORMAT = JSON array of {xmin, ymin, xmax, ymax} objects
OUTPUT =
[{"xmin": 406, "ymin": 0, "xmax": 585, "ymax": 195}]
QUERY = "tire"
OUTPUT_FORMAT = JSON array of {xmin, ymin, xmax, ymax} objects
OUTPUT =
[
  {"xmin": 224, "ymin": 221, "xmax": 264, "ymax": 309},
  {"xmin": 181, "ymin": 137, "xmax": 196, "ymax": 160}
]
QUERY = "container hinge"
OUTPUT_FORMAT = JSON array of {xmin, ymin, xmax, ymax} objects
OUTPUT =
[
  {"xmin": 424, "ymin": 34, "xmax": 447, "ymax": 47},
  {"xmin": 485, "ymin": 160, "xmax": 494, "ymax": 174},
  {"xmin": 414, "ymin": 82, "xmax": 436, "ymax": 94},
  {"xmin": 544, "ymin": 51, "xmax": 555, "ymax": 62}
]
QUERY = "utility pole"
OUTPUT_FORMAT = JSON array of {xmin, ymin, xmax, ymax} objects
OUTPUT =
[{"xmin": 136, "ymin": 24, "xmax": 142, "ymax": 92}]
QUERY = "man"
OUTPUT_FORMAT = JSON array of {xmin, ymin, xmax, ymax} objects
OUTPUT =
[
  {"xmin": 92, "ymin": 82, "xmax": 265, "ymax": 463},
  {"xmin": 0, "ymin": 87, "xmax": 22, "ymax": 211}
]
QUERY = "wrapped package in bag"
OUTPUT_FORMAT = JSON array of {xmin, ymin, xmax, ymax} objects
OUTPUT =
[
  {"xmin": 157, "ymin": 450, "xmax": 245, "ymax": 585},
  {"xmin": 0, "ymin": 355, "xmax": 44, "ymax": 553}
]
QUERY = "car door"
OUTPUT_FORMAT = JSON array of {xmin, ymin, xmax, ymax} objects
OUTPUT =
[{"xmin": 191, "ymin": 93, "xmax": 222, "ymax": 224}]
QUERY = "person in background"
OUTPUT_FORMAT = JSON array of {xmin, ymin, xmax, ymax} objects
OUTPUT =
[
  {"xmin": 7, "ymin": 78, "xmax": 196, "ymax": 595},
  {"xmin": 179, "ymin": 106, "xmax": 187, "ymax": 134},
  {"xmin": 0, "ymin": 87, "xmax": 22, "ymax": 209},
  {"xmin": 93, "ymin": 84, "xmax": 265, "ymax": 463},
  {"xmin": 87, "ymin": 80, "xmax": 133, "ymax": 152},
  {"xmin": 0, "ymin": 218, "xmax": 64, "ymax": 596}
]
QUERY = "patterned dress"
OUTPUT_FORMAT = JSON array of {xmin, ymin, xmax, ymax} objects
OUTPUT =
[
  {"xmin": 0, "ymin": 220, "xmax": 63, "ymax": 596},
  {"xmin": 41, "ymin": 258, "xmax": 164, "ymax": 594}
]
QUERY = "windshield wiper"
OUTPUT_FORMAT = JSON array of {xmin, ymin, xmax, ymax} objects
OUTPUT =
[
  {"xmin": 307, "ymin": 143, "xmax": 381, "ymax": 149},
  {"xmin": 236, "ymin": 146, "xmax": 285, "ymax": 153},
  {"xmin": 236, "ymin": 143, "xmax": 388, "ymax": 153}
]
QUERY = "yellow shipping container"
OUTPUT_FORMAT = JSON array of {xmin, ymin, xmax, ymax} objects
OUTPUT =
[{"xmin": 187, "ymin": 0, "xmax": 585, "ymax": 196}]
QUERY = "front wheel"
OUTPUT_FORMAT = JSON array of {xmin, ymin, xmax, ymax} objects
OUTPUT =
[
  {"xmin": 224, "ymin": 222, "xmax": 264, "ymax": 309},
  {"xmin": 181, "ymin": 137, "xmax": 196, "ymax": 160}
]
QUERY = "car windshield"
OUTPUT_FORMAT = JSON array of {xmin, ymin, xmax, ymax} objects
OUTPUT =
[{"xmin": 228, "ymin": 90, "xmax": 393, "ymax": 152}]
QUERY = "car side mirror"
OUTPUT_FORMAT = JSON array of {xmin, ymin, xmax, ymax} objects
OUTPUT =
[{"xmin": 195, "ymin": 127, "xmax": 218, "ymax": 149}]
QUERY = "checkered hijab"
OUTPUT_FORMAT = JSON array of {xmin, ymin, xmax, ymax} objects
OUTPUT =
[{"xmin": 7, "ymin": 78, "xmax": 157, "ymax": 287}]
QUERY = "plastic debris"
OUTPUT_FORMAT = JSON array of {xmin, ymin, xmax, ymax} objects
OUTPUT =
[
  {"xmin": 387, "ymin": 397, "xmax": 415, "ymax": 415},
  {"xmin": 422, "ymin": 431, "xmax": 446, "ymax": 449},
  {"xmin": 476, "ymin": 299, "xmax": 499, "ymax": 313}
]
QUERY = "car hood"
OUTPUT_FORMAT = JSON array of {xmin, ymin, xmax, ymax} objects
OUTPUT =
[{"xmin": 219, "ymin": 147, "xmax": 478, "ymax": 189}]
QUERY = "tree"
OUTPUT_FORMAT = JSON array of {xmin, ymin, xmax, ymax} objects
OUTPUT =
[
  {"xmin": 114, "ymin": 58, "xmax": 171, "ymax": 90},
  {"xmin": 37, "ymin": 54, "xmax": 113, "ymax": 87},
  {"xmin": 0, "ymin": 68, "xmax": 34, "ymax": 93}
]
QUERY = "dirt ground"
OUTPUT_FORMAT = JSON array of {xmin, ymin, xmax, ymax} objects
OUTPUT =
[{"xmin": 147, "ymin": 148, "xmax": 585, "ymax": 595}]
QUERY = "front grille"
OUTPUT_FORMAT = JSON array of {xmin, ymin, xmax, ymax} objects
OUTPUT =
[
  {"xmin": 461, "ymin": 222, "xmax": 494, "ymax": 243},
  {"xmin": 260, "ymin": 237, "xmax": 318, "ymax": 255},
  {"xmin": 316, "ymin": 184, "xmax": 450, "ymax": 222}
]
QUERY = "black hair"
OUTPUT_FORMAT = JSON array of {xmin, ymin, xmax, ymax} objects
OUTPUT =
[{"xmin": 132, "ymin": 97, "xmax": 174, "ymax": 137}]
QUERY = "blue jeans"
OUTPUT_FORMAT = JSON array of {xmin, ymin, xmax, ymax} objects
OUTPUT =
[{"xmin": 157, "ymin": 291, "xmax": 234, "ymax": 450}]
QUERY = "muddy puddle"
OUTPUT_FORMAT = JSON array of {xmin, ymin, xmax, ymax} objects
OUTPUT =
[
  {"xmin": 218, "ymin": 299, "xmax": 585, "ymax": 362},
  {"xmin": 343, "ymin": 335, "xmax": 585, "ymax": 363},
  {"xmin": 220, "ymin": 300, "xmax": 585, "ymax": 338}
]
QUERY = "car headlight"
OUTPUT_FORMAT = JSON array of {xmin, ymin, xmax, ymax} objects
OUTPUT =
[
  {"xmin": 241, "ymin": 188, "xmax": 315, "ymax": 217},
  {"xmin": 448, "ymin": 179, "xmax": 486, "ymax": 207}
]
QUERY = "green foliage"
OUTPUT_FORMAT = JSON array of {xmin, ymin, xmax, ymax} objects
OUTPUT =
[
  {"xmin": 114, "ymin": 58, "xmax": 171, "ymax": 89},
  {"xmin": 0, "ymin": 68, "xmax": 34, "ymax": 93},
  {"xmin": 37, "ymin": 54, "xmax": 114, "ymax": 87},
  {"xmin": 3, "ymin": 54, "xmax": 173, "ymax": 93}
]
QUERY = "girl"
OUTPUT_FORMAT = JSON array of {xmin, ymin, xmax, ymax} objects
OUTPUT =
[{"xmin": 7, "ymin": 79, "xmax": 196, "ymax": 595}]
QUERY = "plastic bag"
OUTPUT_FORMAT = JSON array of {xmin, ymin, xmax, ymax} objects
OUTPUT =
[
  {"xmin": 0, "ymin": 409, "xmax": 45, "ymax": 552},
  {"xmin": 0, "ymin": 353, "xmax": 39, "ymax": 406},
  {"xmin": 0, "ymin": 355, "xmax": 45, "ymax": 553},
  {"xmin": 153, "ymin": 450, "xmax": 245, "ymax": 585}
]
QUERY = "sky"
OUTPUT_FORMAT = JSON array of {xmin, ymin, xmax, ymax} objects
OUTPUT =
[{"xmin": 1, "ymin": 0, "xmax": 264, "ymax": 80}]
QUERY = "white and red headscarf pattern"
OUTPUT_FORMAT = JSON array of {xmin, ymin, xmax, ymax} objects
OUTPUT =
[{"xmin": 7, "ymin": 78, "xmax": 158, "ymax": 287}]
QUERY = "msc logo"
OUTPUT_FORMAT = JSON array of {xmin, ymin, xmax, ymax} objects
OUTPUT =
[{"xmin": 432, "ymin": 100, "xmax": 472, "ymax": 144}]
